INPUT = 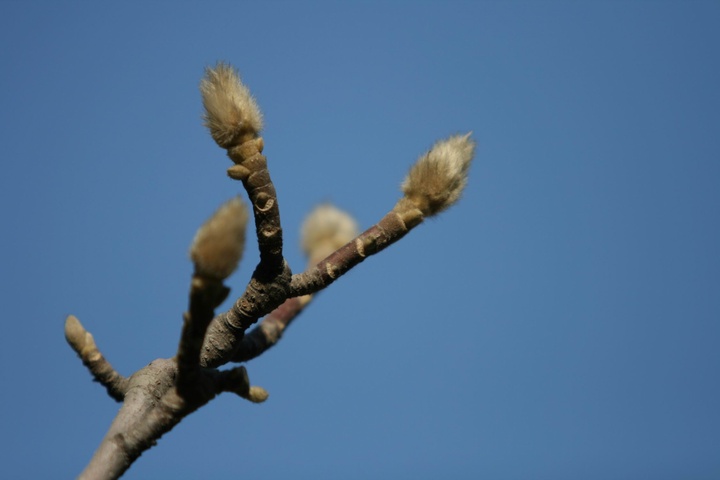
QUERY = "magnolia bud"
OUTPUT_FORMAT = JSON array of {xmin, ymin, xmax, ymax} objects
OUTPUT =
[
  {"xmin": 190, "ymin": 197, "xmax": 248, "ymax": 280},
  {"xmin": 401, "ymin": 133, "xmax": 475, "ymax": 216}
]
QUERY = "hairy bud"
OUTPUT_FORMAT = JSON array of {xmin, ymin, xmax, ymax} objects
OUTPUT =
[
  {"xmin": 64, "ymin": 315, "xmax": 95, "ymax": 355},
  {"xmin": 301, "ymin": 204, "xmax": 359, "ymax": 262},
  {"xmin": 401, "ymin": 133, "xmax": 475, "ymax": 216},
  {"xmin": 190, "ymin": 197, "xmax": 249, "ymax": 280},
  {"xmin": 200, "ymin": 62, "xmax": 263, "ymax": 148},
  {"xmin": 247, "ymin": 386, "xmax": 269, "ymax": 403}
]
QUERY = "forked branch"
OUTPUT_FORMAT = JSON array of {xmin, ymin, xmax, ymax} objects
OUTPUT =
[{"xmin": 66, "ymin": 62, "xmax": 475, "ymax": 480}]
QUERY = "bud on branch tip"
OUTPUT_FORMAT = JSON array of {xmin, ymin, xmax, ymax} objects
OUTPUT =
[
  {"xmin": 190, "ymin": 196, "xmax": 249, "ymax": 281},
  {"xmin": 200, "ymin": 62, "xmax": 263, "ymax": 148},
  {"xmin": 401, "ymin": 133, "xmax": 475, "ymax": 216}
]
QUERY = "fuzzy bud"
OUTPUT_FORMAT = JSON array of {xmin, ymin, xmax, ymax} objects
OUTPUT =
[
  {"xmin": 401, "ymin": 133, "xmax": 475, "ymax": 216},
  {"xmin": 190, "ymin": 197, "xmax": 249, "ymax": 280},
  {"xmin": 301, "ymin": 204, "xmax": 359, "ymax": 263},
  {"xmin": 200, "ymin": 62, "xmax": 263, "ymax": 148},
  {"xmin": 64, "ymin": 315, "xmax": 96, "ymax": 356},
  {"xmin": 247, "ymin": 386, "xmax": 269, "ymax": 403}
]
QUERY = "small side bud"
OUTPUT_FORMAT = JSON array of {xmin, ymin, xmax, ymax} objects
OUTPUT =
[
  {"xmin": 200, "ymin": 62, "xmax": 263, "ymax": 148},
  {"xmin": 220, "ymin": 366, "xmax": 269, "ymax": 403},
  {"xmin": 301, "ymin": 204, "xmax": 359, "ymax": 262},
  {"xmin": 247, "ymin": 386, "xmax": 269, "ymax": 403},
  {"xmin": 401, "ymin": 133, "xmax": 475, "ymax": 216},
  {"xmin": 190, "ymin": 197, "xmax": 249, "ymax": 281}
]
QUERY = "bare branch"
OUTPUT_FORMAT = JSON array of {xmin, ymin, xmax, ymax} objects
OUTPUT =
[
  {"xmin": 230, "ymin": 296, "xmax": 307, "ymax": 363},
  {"xmin": 65, "ymin": 315, "xmax": 129, "ymax": 402},
  {"xmin": 289, "ymin": 208, "xmax": 413, "ymax": 297},
  {"xmin": 197, "ymin": 136, "xmax": 292, "ymax": 368},
  {"xmin": 77, "ymin": 358, "xmax": 179, "ymax": 480},
  {"xmin": 176, "ymin": 277, "xmax": 229, "ymax": 397}
]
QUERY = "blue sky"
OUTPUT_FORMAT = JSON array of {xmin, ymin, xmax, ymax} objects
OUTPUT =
[{"xmin": 1, "ymin": 1, "xmax": 719, "ymax": 479}]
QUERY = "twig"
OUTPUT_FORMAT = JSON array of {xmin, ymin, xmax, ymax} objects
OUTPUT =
[{"xmin": 65, "ymin": 315, "xmax": 129, "ymax": 402}]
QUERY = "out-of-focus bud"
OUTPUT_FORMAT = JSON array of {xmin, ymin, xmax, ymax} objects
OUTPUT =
[
  {"xmin": 190, "ymin": 197, "xmax": 248, "ymax": 281},
  {"xmin": 64, "ymin": 315, "xmax": 95, "ymax": 355},
  {"xmin": 247, "ymin": 386, "xmax": 269, "ymax": 403},
  {"xmin": 301, "ymin": 204, "xmax": 359, "ymax": 263}
]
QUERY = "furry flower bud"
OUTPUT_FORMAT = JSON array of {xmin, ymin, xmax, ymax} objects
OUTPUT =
[
  {"xmin": 200, "ymin": 62, "xmax": 263, "ymax": 148},
  {"xmin": 401, "ymin": 133, "xmax": 475, "ymax": 216},
  {"xmin": 190, "ymin": 197, "xmax": 249, "ymax": 280},
  {"xmin": 301, "ymin": 204, "xmax": 359, "ymax": 263}
]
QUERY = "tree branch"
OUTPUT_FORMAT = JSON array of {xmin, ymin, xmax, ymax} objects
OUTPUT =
[
  {"xmin": 289, "ymin": 202, "xmax": 421, "ymax": 297},
  {"xmin": 77, "ymin": 358, "xmax": 179, "ymax": 480},
  {"xmin": 66, "ymin": 63, "xmax": 476, "ymax": 480},
  {"xmin": 176, "ymin": 276, "xmax": 229, "ymax": 398},
  {"xmin": 65, "ymin": 315, "xmax": 129, "ymax": 402},
  {"xmin": 199, "ymin": 136, "xmax": 294, "ymax": 368},
  {"xmin": 231, "ymin": 295, "xmax": 308, "ymax": 363}
]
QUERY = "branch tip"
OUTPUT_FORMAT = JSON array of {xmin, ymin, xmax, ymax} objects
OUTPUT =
[
  {"xmin": 401, "ymin": 132, "xmax": 475, "ymax": 216},
  {"xmin": 65, "ymin": 314, "xmax": 95, "ymax": 354},
  {"xmin": 201, "ymin": 62, "xmax": 263, "ymax": 148},
  {"xmin": 64, "ymin": 315, "xmax": 128, "ymax": 402},
  {"xmin": 248, "ymin": 386, "xmax": 269, "ymax": 403}
]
